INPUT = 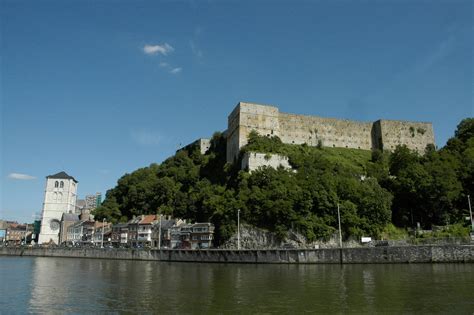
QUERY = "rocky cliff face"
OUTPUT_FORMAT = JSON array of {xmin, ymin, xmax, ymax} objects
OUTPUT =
[{"xmin": 220, "ymin": 225, "xmax": 362, "ymax": 249}]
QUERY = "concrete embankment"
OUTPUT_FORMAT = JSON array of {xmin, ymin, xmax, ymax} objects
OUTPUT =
[{"xmin": 1, "ymin": 245, "xmax": 473, "ymax": 264}]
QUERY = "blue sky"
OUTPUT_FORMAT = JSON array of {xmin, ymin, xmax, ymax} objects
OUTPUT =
[{"xmin": 1, "ymin": 0, "xmax": 472, "ymax": 223}]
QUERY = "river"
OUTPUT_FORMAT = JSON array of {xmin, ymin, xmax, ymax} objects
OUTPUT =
[{"xmin": 0, "ymin": 256, "xmax": 473, "ymax": 313}]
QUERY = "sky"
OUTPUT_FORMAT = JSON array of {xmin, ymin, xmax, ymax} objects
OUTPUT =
[{"xmin": 1, "ymin": 0, "xmax": 472, "ymax": 223}]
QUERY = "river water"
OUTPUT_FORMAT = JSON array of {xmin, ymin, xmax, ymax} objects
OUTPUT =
[{"xmin": 0, "ymin": 256, "xmax": 473, "ymax": 313}]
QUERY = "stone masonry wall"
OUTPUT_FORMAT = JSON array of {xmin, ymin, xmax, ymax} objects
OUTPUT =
[
  {"xmin": 278, "ymin": 112, "xmax": 373, "ymax": 150},
  {"xmin": 241, "ymin": 152, "xmax": 292, "ymax": 173},
  {"xmin": 226, "ymin": 102, "xmax": 280, "ymax": 162},
  {"xmin": 375, "ymin": 120, "xmax": 435, "ymax": 152},
  {"xmin": 226, "ymin": 102, "xmax": 435, "ymax": 163},
  {"xmin": 178, "ymin": 138, "xmax": 211, "ymax": 155},
  {"xmin": 2, "ymin": 246, "xmax": 473, "ymax": 264}
]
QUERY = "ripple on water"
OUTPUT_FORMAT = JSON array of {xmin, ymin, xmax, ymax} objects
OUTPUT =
[{"xmin": 1, "ymin": 257, "xmax": 473, "ymax": 313}]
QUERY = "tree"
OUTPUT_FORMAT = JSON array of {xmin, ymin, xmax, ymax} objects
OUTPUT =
[{"xmin": 94, "ymin": 117, "xmax": 473, "ymax": 243}]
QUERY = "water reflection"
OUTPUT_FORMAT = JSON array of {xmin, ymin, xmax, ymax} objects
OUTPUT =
[{"xmin": 0, "ymin": 256, "xmax": 470, "ymax": 313}]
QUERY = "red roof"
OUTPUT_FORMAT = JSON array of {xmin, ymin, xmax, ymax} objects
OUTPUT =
[{"xmin": 139, "ymin": 215, "xmax": 157, "ymax": 225}]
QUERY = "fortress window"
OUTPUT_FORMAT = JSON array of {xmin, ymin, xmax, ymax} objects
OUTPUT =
[
  {"xmin": 60, "ymin": 181, "xmax": 64, "ymax": 188},
  {"xmin": 54, "ymin": 181, "xmax": 59, "ymax": 188}
]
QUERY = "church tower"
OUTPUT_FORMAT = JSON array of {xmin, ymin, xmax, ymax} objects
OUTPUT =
[{"xmin": 38, "ymin": 171, "xmax": 78, "ymax": 244}]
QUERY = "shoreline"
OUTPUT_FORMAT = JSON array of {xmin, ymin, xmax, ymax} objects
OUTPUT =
[{"xmin": 1, "ymin": 245, "xmax": 473, "ymax": 264}]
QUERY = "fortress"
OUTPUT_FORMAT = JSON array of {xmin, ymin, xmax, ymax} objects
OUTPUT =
[
  {"xmin": 225, "ymin": 102, "xmax": 435, "ymax": 163},
  {"xmin": 182, "ymin": 102, "xmax": 435, "ymax": 165}
]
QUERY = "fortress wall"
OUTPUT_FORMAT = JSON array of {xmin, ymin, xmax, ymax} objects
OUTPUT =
[
  {"xmin": 227, "ymin": 102, "xmax": 280, "ymax": 162},
  {"xmin": 226, "ymin": 105, "xmax": 242, "ymax": 162},
  {"xmin": 226, "ymin": 102, "xmax": 435, "ymax": 163},
  {"xmin": 377, "ymin": 120, "xmax": 435, "ymax": 154},
  {"xmin": 238, "ymin": 103, "xmax": 280, "ymax": 141},
  {"xmin": 278, "ymin": 113, "xmax": 373, "ymax": 150},
  {"xmin": 178, "ymin": 138, "xmax": 211, "ymax": 155},
  {"xmin": 242, "ymin": 152, "xmax": 292, "ymax": 172}
]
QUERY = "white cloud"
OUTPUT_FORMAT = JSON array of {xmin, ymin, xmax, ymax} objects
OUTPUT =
[
  {"xmin": 8, "ymin": 173, "xmax": 36, "ymax": 180},
  {"xmin": 130, "ymin": 129, "xmax": 163, "ymax": 146},
  {"xmin": 190, "ymin": 40, "xmax": 203, "ymax": 58},
  {"xmin": 159, "ymin": 62, "xmax": 169, "ymax": 68},
  {"xmin": 170, "ymin": 67, "xmax": 182, "ymax": 74},
  {"xmin": 143, "ymin": 43, "xmax": 174, "ymax": 56}
]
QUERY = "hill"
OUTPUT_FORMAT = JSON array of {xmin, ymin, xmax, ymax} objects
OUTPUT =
[{"xmin": 93, "ymin": 118, "xmax": 474, "ymax": 245}]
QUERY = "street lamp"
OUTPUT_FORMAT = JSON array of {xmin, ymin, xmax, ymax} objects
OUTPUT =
[
  {"xmin": 101, "ymin": 218, "xmax": 105, "ymax": 248},
  {"xmin": 337, "ymin": 203, "xmax": 342, "ymax": 248},
  {"xmin": 237, "ymin": 209, "xmax": 241, "ymax": 250},
  {"xmin": 24, "ymin": 223, "xmax": 28, "ymax": 246},
  {"xmin": 468, "ymin": 195, "xmax": 473, "ymax": 233},
  {"xmin": 158, "ymin": 213, "xmax": 162, "ymax": 249}
]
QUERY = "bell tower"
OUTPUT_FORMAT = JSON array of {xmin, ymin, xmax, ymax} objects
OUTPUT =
[{"xmin": 38, "ymin": 171, "xmax": 78, "ymax": 244}]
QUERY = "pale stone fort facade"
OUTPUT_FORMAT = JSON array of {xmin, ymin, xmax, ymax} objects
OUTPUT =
[{"xmin": 226, "ymin": 102, "xmax": 435, "ymax": 163}]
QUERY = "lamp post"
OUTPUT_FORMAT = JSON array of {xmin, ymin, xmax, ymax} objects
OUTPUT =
[
  {"xmin": 337, "ymin": 203, "xmax": 342, "ymax": 248},
  {"xmin": 24, "ymin": 223, "xmax": 28, "ymax": 246},
  {"xmin": 237, "ymin": 209, "xmax": 241, "ymax": 250},
  {"xmin": 101, "ymin": 218, "xmax": 105, "ymax": 248},
  {"xmin": 158, "ymin": 214, "xmax": 162, "ymax": 249},
  {"xmin": 468, "ymin": 195, "xmax": 473, "ymax": 232}
]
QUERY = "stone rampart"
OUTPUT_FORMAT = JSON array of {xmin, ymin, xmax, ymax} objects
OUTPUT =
[
  {"xmin": 2, "ymin": 245, "xmax": 472, "ymax": 264},
  {"xmin": 241, "ymin": 152, "xmax": 292, "ymax": 172},
  {"xmin": 278, "ymin": 112, "xmax": 373, "ymax": 150},
  {"xmin": 178, "ymin": 138, "xmax": 211, "ymax": 155},
  {"xmin": 226, "ymin": 102, "xmax": 435, "ymax": 162}
]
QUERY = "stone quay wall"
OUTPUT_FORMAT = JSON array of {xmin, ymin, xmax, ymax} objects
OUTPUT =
[
  {"xmin": 226, "ymin": 102, "xmax": 435, "ymax": 162},
  {"xmin": 1, "ymin": 246, "xmax": 472, "ymax": 264}
]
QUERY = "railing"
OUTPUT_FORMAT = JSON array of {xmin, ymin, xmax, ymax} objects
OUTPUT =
[
  {"xmin": 369, "ymin": 237, "xmax": 472, "ymax": 247},
  {"xmin": 137, "ymin": 230, "xmax": 152, "ymax": 234},
  {"xmin": 137, "ymin": 236, "xmax": 151, "ymax": 241}
]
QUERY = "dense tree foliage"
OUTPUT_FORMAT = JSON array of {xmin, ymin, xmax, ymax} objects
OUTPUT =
[
  {"xmin": 388, "ymin": 118, "xmax": 473, "ymax": 228},
  {"xmin": 94, "ymin": 119, "xmax": 474, "ymax": 244}
]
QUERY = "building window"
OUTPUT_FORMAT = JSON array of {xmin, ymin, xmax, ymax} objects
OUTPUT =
[
  {"xmin": 60, "ymin": 181, "xmax": 64, "ymax": 188},
  {"xmin": 55, "ymin": 181, "xmax": 59, "ymax": 188}
]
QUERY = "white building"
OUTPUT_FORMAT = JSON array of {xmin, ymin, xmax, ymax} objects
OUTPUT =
[
  {"xmin": 85, "ymin": 193, "xmax": 101, "ymax": 210},
  {"xmin": 38, "ymin": 171, "xmax": 78, "ymax": 244}
]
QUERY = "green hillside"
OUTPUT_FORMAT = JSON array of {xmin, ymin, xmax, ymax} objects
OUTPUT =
[{"xmin": 93, "ymin": 119, "xmax": 474, "ymax": 245}]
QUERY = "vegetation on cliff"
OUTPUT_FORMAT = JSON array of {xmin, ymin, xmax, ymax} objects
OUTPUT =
[{"xmin": 94, "ymin": 118, "xmax": 474, "ymax": 245}]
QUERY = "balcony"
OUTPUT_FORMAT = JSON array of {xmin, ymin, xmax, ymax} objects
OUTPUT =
[{"xmin": 138, "ymin": 229, "xmax": 152, "ymax": 234}]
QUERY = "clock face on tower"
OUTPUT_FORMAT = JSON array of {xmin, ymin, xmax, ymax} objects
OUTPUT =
[{"xmin": 50, "ymin": 220, "xmax": 60, "ymax": 231}]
